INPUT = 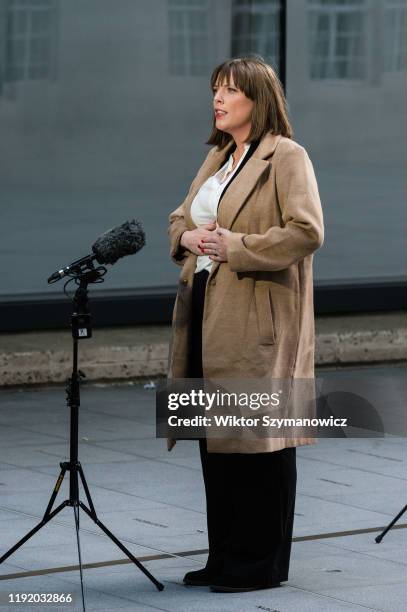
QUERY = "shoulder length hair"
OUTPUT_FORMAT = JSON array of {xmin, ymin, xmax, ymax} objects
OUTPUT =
[{"xmin": 206, "ymin": 56, "xmax": 293, "ymax": 149}]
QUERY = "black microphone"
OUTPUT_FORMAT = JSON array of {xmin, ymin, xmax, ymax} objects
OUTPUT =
[
  {"xmin": 92, "ymin": 219, "xmax": 145, "ymax": 265},
  {"xmin": 47, "ymin": 220, "xmax": 145, "ymax": 283}
]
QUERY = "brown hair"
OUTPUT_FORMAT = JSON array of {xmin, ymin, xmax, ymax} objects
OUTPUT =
[{"xmin": 206, "ymin": 56, "xmax": 293, "ymax": 149}]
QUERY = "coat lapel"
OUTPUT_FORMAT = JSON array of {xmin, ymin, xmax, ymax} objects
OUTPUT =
[
  {"xmin": 218, "ymin": 132, "xmax": 283, "ymax": 228},
  {"xmin": 212, "ymin": 133, "xmax": 283, "ymax": 277},
  {"xmin": 217, "ymin": 157, "xmax": 270, "ymax": 229}
]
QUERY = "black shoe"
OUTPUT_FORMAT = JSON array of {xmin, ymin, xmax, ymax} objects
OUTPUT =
[
  {"xmin": 183, "ymin": 567, "xmax": 220, "ymax": 586},
  {"xmin": 210, "ymin": 574, "xmax": 282, "ymax": 593}
]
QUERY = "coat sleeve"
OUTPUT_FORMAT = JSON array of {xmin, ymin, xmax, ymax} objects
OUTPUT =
[
  {"xmin": 226, "ymin": 143, "xmax": 324, "ymax": 272},
  {"xmin": 168, "ymin": 197, "xmax": 190, "ymax": 267}
]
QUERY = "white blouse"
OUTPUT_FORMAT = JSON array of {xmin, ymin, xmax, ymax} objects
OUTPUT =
[{"xmin": 190, "ymin": 143, "xmax": 251, "ymax": 274}]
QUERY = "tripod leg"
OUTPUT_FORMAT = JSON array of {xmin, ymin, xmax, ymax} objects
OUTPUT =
[
  {"xmin": 375, "ymin": 503, "xmax": 407, "ymax": 543},
  {"xmin": 73, "ymin": 505, "xmax": 86, "ymax": 612},
  {"xmin": 78, "ymin": 465, "xmax": 97, "ymax": 518},
  {"xmin": 0, "ymin": 501, "xmax": 69, "ymax": 565},
  {"xmin": 43, "ymin": 466, "xmax": 67, "ymax": 520},
  {"xmin": 79, "ymin": 502, "xmax": 164, "ymax": 591}
]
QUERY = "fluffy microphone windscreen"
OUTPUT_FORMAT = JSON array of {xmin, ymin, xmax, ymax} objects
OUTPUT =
[{"xmin": 92, "ymin": 219, "xmax": 146, "ymax": 265}]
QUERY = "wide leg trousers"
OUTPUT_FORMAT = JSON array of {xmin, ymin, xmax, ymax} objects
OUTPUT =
[{"xmin": 189, "ymin": 268, "xmax": 297, "ymax": 585}]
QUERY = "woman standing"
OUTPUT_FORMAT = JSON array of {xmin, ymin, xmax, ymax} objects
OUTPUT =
[{"xmin": 167, "ymin": 57, "xmax": 324, "ymax": 592}]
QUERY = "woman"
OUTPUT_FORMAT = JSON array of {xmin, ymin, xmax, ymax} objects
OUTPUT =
[{"xmin": 167, "ymin": 57, "xmax": 324, "ymax": 592}]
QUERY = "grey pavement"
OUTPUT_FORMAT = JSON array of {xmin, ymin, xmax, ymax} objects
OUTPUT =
[{"xmin": 1, "ymin": 366, "xmax": 407, "ymax": 611}]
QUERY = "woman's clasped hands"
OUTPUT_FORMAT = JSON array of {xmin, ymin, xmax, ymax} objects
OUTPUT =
[{"xmin": 180, "ymin": 221, "xmax": 231, "ymax": 262}]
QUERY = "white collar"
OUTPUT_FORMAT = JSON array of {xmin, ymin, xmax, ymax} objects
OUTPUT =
[{"xmin": 224, "ymin": 142, "xmax": 251, "ymax": 173}]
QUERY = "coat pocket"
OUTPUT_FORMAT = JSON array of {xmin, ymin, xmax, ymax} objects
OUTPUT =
[{"xmin": 254, "ymin": 284, "xmax": 276, "ymax": 345}]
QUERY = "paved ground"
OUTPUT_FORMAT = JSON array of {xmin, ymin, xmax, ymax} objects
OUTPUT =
[{"xmin": 1, "ymin": 365, "xmax": 407, "ymax": 611}]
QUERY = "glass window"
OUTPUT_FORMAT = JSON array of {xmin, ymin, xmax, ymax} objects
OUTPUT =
[
  {"xmin": 385, "ymin": 0, "xmax": 407, "ymax": 72},
  {"xmin": 4, "ymin": 0, "xmax": 56, "ymax": 83},
  {"xmin": 287, "ymin": 0, "xmax": 407, "ymax": 281},
  {"xmin": 231, "ymin": 0, "xmax": 281, "ymax": 69},
  {"xmin": 308, "ymin": 0, "xmax": 366, "ymax": 79},
  {"xmin": 168, "ymin": 0, "xmax": 210, "ymax": 76},
  {"xmin": 0, "ymin": 0, "xmax": 233, "ymax": 296},
  {"xmin": 2, "ymin": 0, "xmax": 404, "ymax": 300}
]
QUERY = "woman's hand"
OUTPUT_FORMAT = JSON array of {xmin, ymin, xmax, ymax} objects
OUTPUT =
[
  {"xmin": 200, "ymin": 224, "xmax": 232, "ymax": 262},
  {"xmin": 180, "ymin": 222, "xmax": 217, "ymax": 255}
]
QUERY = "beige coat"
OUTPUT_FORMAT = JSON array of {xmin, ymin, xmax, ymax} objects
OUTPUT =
[{"xmin": 167, "ymin": 132, "xmax": 324, "ymax": 453}]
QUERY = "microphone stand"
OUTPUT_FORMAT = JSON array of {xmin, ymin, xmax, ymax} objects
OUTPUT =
[{"xmin": 0, "ymin": 267, "xmax": 164, "ymax": 610}]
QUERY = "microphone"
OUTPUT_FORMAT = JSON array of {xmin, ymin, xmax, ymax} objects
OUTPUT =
[
  {"xmin": 92, "ymin": 219, "xmax": 145, "ymax": 265},
  {"xmin": 47, "ymin": 219, "xmax": 146, "ymax": 283}
]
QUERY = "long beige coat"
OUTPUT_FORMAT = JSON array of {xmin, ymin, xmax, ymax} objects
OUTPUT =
[{"xmin": 167, "ymin": 132, "xmax": 324, "ymax": 453}]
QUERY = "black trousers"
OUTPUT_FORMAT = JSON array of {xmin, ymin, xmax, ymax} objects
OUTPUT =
[{"xmin": 189, "ymin": 269, "xmax": 297, "ymax": 584}]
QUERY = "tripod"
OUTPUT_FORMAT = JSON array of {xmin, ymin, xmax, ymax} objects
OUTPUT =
[
  {"xmin": 0, "ymin": 269, "xmax": 164, "ymax": 609},
  {"xmin": 375, "ymin": 504, "xmax": 407, "ymax": 543}
]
